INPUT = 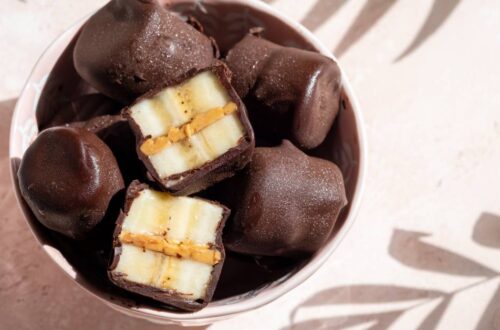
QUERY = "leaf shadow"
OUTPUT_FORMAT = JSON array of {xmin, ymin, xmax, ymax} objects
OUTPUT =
[
  {"xmin": 416, "ymin": 296, "xmax": 451, "ymax": 330},
  {"xmin": 0, "ymin": 98, "xmax": 17, "ymax": 154},
  {"xmin": 296, "ymin": 285, "xmax": 443, "ymax": 307},
  {"xmin": 287, "ymin": 284, "xmax": 444, "ymax": 329},
  {"xmin": 389, "ymin": 229, "xmax": 497, "ymax": 277},
  {"xmin": 472, "ymin": 213, "xmax": 500, "ymax": 249},
  {"xmin": 476, "ymin": 281, "xmax": 500, "ymax": 330},
  {"xmin": 300, "ymin": 0, "xmax": 348, "ymax": 32},
  {"xmin": 473, "ymin": 213, "xmax": 500, "ymax": 329},
  {"xmin": 285, "ymin": 311, "xmax": 403, "ymax": 330},
  {"xmin": 334, "ymin": 0, "xmax": 397, "ymax": 57},
  {"xmin": 395, "ymin": 0, "xmax": 462, "ymax": 61},
  {"xmin": 285, "ymin": 223, "xmax": 500, "ymax": 329}
]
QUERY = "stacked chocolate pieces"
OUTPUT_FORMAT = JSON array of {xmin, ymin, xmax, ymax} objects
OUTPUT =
[{"xmin": 17, "ymin": 0, "xmax": 349, "ymax": 312}]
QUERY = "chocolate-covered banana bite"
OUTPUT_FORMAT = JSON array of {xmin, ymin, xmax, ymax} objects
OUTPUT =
[
  {"xmin": 109, "ymin": 181, "xmax": 228, "ymax": 311},
  {"xmin": 125, "ymin": 64, "xmax": 254, "ymax": 195},
  {"xmin": 224, "ymin": 140, "xmax": 347, "ymax": 258},
  {"xmin": 18, "ymin": 127, "xmax": 124, "ymax": 239},
  {"xmin": 74, "ymin": 0, "xmax": 216, "ymax": 104},
  {"xmin": 226, "ymin": 34, "xmax": 342, "ymax": 149}
]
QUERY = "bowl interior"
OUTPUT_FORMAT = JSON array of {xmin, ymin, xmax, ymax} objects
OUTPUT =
[{"xmin": 9, "ymin": 0, "xmax": 364, "ymax": 322}]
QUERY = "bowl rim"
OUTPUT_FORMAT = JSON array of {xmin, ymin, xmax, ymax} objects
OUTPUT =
[{"xmin": 9, "ymin": 0, "xmax": 367, "ymax": 323}]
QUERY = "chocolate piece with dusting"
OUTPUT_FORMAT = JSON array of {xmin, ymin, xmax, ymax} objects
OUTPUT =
[
  {"xmin": 225, "ymin": 34, "xmax": 342, "ymax": 149},
  {"xmin": 74, "ymin": 0, "xmax": 216, "ymax": 104},
  {"xmin": 224, "ymin": 140, "xmax": 347, "ymax": 258},
  {"xmin": 109, "ymin": 181, "xmax": 228, "ymax": 311},
  {"xmin": 17, "ymin": 127, "xmax": 124, "ymax": 240}
]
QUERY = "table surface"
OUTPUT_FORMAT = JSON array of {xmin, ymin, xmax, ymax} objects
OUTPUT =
[{"xmin": 2, "ymin": 0, "xmax": 500, "ymax": 329}]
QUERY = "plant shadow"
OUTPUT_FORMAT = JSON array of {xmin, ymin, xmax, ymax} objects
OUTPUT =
[
  {"xmin": 301, "ymin": 0, "xmax": 347, "ymax": 32},
  {"xmin": 285, "ymin": 213, "xmax": 500, "ymax": 329},
  {"xmin": 334, "ymin": 0, "xmax": 398, "ymax": 57},
  {"xmin": 389, "ymin": 229, "xmax": 496, "ymax": 277},
  {"xmin": 395, "ymin": 0, "xmax": 462, "ymax": 61},
  {"xmin": 472, "ymin": 212, "xmax": 500, "ymax": 249},
  {"xmin": 277, "ymin": 0, "xmax": 462, "ymax": 60}
]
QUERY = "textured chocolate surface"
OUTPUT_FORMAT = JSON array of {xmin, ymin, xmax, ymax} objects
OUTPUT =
[
  {"xmin": 17, "ymin": 127, "xmax": 124, "ymax": 240},
  {"xmin": 226, "ymin": 34, "xmax": 342, "ymax": 149},
  {"xmin": 170, "ymin": 1, "xmax": 316, "ymax": 54},
  {"xmin": 108, "ymin": 181, "xmax": 229, "ymax": 311},
  {"xmin": 224, "ymin": 140, "xmax": 347, "ymax": 258},
  {"xmin": 74, "ymin": 0, "xmax": 215, "ymax": 104},
  {"xmin": 125, "ymin": 63, "xmax": 255, "ymax": 195}
]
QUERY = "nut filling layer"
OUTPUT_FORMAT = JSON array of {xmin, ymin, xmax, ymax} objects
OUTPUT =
[
  {"xmin": 139, "ymin": 102, "xmax": 238, "ymax": 156},
  {"xmin": 118, "ymin": 231, "xmax": 222, "ymax": 265}
]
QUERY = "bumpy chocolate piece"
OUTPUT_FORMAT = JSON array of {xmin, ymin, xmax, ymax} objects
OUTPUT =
[
  {"xmin": 109, "ymin": 181, "xmax": 228, "ymax": 311},
  {"xmin": 224, "ymin": 140, "xmax": 347, "ymax": 258},
  {"xmin": 74, "ymin": 0, "xmax": 215, "ymax": 104},
  {"xmin": 225, "ymin": 34, "xmax": 342, "ymax": 149},
  {"xmin": 125, "ymin": 64, "xmax": 254, "ymax": 195},
  {"xmin": 17, "ymin": 127, "xmax": 124, "ymax": 239}
]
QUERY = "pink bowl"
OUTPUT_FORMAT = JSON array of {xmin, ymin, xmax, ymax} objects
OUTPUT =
[{"xmin": 9, "ymin": 0, "xmax": 366, "ymax": 325}]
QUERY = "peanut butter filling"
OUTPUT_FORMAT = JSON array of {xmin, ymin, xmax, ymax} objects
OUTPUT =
[
  {"xmin": 140, "ymin": 102, "xmax": 238, "ymax": 156},
  {"xmin": 119, "ymin": 231, "xmax": 222, "ymax": 266}
]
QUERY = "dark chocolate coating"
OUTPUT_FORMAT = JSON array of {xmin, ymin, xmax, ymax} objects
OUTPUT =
[
  {"xmin": 124, "ymin": 63, "xmax": 255, "ymax": 195},
  {"xmin": 169, "ymin": 1, "xmax": 317, "ymax": 55},
  {"xmin": 68, "ymin": 114, "xmax": 149, "ymax": 185},
  {"xmin": 225, "ymin": 140, "xmax": 347, "ymax": 258},
  {"xmin": 35, "ymin": 31, "xmax": 99, "ymax": 131},
  {"xmin": 17, "ymin": 127, "xmax": 124, "ymax": 240},
  {"xmin": 74, "ymin": 0, "xmax": 215, "ymax": 104},
  {"xmin": 67, "ymin": 114, "xmax": 125, "ymax": 133},
  {"xmin": 108, "ymin": 181, "xmax": 229, "ymax": 311},
  {"xmin": 225, "ymin": 34, "xmax": 342, "ymax": 149},
  {"xmin": 40, "ymin": 93, "xmax": 122, "ymax": 130}
]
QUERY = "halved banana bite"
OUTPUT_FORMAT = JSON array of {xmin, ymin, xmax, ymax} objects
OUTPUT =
[
  {"xmin": 108, "ymin": 181, "xmax": 229, "ymax": 311},
  {"xmin": 125, "ymin": 63, "xmax": 254, "ymax": 195}
]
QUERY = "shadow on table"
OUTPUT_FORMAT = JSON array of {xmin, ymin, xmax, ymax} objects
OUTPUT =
[
  {"xmin": 300, "ymin": 0, "xmax": 348, "ymax": 32},
  {"xmin": 473, "ymin": 213, "xmax": 500, "ymax": 249},
  {"xmin": 284, "ymin": 213, "xmax": 500, "ymax": 329},
  {"xmin": 295, "ymin": 0, "xmax": 462, "ymax": 61},
  {"xmin": 0, "ymin": 98, "xmax": 205, "ymax": 330}
]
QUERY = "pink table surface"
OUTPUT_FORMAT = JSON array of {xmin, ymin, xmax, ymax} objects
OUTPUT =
[{"xmin": 2, "ymin": 0, "xmax": 500, "ymax": 329}]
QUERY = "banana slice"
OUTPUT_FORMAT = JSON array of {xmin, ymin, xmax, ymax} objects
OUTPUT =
[
  {"xmin": 108, "ymin": 181, "xmax": 229, "ymax": 311},
  {"xmin": 125, "ymin": 64, "xmax": 254, "ymax": 195}
]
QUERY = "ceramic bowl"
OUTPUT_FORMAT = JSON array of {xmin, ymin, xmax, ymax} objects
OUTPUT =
[{"xmin": 9, "ymin": 0, "xmax": 366, "ymax": 325}]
